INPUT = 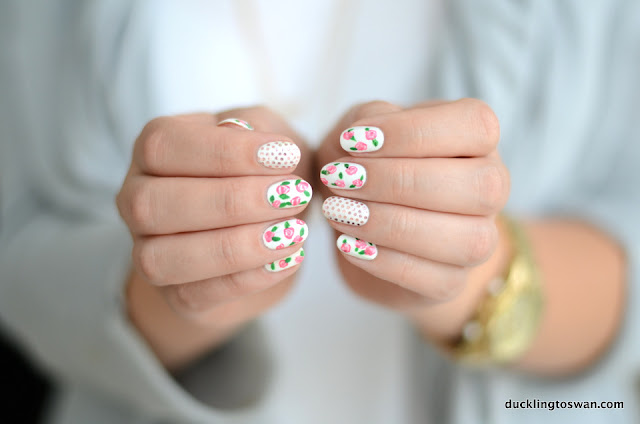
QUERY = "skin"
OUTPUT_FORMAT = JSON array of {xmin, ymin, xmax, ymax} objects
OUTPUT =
[{"xmin": 118, "ymin": 100, "xmax": 626, "ymax": 376}]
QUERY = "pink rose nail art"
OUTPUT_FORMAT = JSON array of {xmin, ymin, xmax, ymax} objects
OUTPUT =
[
  {"xmin": 217, "ymin": 118, "xmax": 254, "ymax": 130},
  {"xmin": 257, "ymin": 141, "xmax": 301, "ymax": 169},
  {"xmin": 267, "ymin": 179, "xmax": 313, "ymax": 208},
  {"xmin": 265, "ymin": 248, "xmax": 305, "ymax": 272},
  {"xmin": 322, "ymin": 196, "xmax": 369, "ymax": 226},
  {"xmin": 320, "ymin": 162, "xmax": 366, "ymax": 190},
  {"xmin": 339, "ymin": 126, "xmax": 384, "ymax": 152},
  {"xmin": 262, "ymin": 219, "xmax": 308, "ymax": 250},
  {"xmin": 336, "ymin": 234, "xmax": 378, "ymax": 260}
]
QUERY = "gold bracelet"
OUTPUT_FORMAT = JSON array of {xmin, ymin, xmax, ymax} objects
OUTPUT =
[{"xmin": 452, "ymin": 215, "xmax": 544, "ymax": 366}]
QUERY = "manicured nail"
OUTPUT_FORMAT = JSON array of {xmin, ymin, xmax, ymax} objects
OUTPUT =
[
  {"xmin": 320, "ymin": 162, "xmax": 366, "ymax": 189},
  {"xmin": 263, "ymin": 219, "xmax": 308, "ymax": 250},
  {"xmin": 340, "ymin": 126, "xmax": 384, "ymax": 152},
  {"xmin": 322, "ymin": 196, "xmax": 369, "ymax": 226},
  {"xmin": 267, "ymin": 179, "xmax": 313, "ymax": 208},
  {"xmin": 265, "ymin": 248, "xmax": 305, "ymax": 272},
  {"xmin": 217, "ymin": 118, "xmax": 253, "ymax": 130},
  {"xmin": 258, "ymin": 141, "xmax": 301, "ymax": 169},
  {"xmin": 337, "ymin": 235, "xmax": 378, "ymax": 260}
]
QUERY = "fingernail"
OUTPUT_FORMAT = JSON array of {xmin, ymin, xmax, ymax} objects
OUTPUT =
[
  {"xmin": 263, "ymin": 219, "xmax": 308, "ymax": 250},
  {"xmin": 265, "ymin": 248, "xmax": 305, "ymax": 272},
  {"xmin": 320, "ymin": 162, "xmax": 366, "ymax": 189},
  {"xmin": 340, "ymin": 126, "xmax": 384, "ymax": 152},
  {"xmin": 258, "ymin": 141, "xmax": 301, "ymax": 169},
  {"xmin": 267, "ymin": 179, "xmax": 313, "ymax": 208},
  {"xmin": 336, "ymin": 234, "xmax": 378, "ymax": 260},
  {"xmin": 217, "ymin": 118, "xmax": 253, "ymax": 130},
  {"xmin": 322, "ymin": 196, "xmax": 369, "ymax": 226}
]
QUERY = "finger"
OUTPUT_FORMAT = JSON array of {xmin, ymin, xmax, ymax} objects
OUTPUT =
[
  {"xmin": 324, "ymin": 198, "xmax": 497, "ymax": 266},
  {"xmin": 163, "ymin": 274, "xmax": 298, "ymax": 325},
  {"xmin": 320, "ymin": 156, "xmax": 510, "ymax": 215},
  {"xmin": 133, "ymin": 117, "xmax": 301, "ymax": 177},
  {"xmin": 161, "ymin": 258, "xmax": 303, "ymax": 316},
  {"xmin": 334, "ymin": 236, "xmax": 468, "ymax": 305},
  {"xmin": 133, "ymin": 219, "xmax": 308, "ymax": 286},
  {"xmin": 339, "ymin": 98, "xmax": 500, "ymax": 158},
  {"xmin": 119, "ymin": 175, "xmax": 313, "ymax": 235}
]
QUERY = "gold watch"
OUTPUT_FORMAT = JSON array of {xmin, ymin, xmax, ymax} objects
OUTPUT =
[{"xmin": 453, "ymin": 216, "xmax": 544, "ymax": 366}]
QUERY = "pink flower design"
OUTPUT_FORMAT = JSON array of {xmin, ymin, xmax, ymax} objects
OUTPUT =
[
  {"xmin": 365, "ymin": 130, "xmax": 377, "ymax": 140},
  {"xmin": 295, "ymin": 255, "xmax": 304, "ymax": 263},
  {"xmin": 264, "ymin": 231, "xmax": 275, "ymax": 243},
  {"xmin": 346, "ymin": 166, "xmax": 358, "ymax": 175},
  {"xmin": 279, "ymin": 259, "xmax": 288, "ymax": 268},
  {"xmin": 284, "ymin": 227, "xmax": 295, "ymax": 239},
  {"xmin": 276, "ymin": 185, "xmax": 290, "ymax": 195},
  {"xmin": 343, "ymin": 131, "xmax": 354, "ymax": 140},
  {"xmin": 272, "ymin": 200, "xmax": 281, "ymax": 208},
  {"xmin": 335, "ymin": 180, "xmax": 345, "ymax": 188},
  {"xmin": 320, "ymin": 177, "xmax": 329, "ymax": 185},
  {"xmin": 365, "ymin": 246, "xmax": 376, "ymax": 256},
  {"xmin": 296, "ymin": 219, "xmax": 305, "ymax": 225},
  {"xmin": 291, "ymin": 196, "xmax": 301, "ymax": 206},
  {"xmin": 352, "ymin": 179, "xmax": 363, "ymax": 187},
  {"xmin": 340, "ymin": 243, "xmax": 351, "ymax": 253},
  {"xmin": 355, "ymin": 142, "xmax": 367, "ymax": 151},
  {"xmin": 293, "ymin": 235, "xmax": 303, "ymax": 243},
  {"xmin": 276, "ymin": 243, "xmax": 286, "ymax": 250},
  {"xmin": 296, "ymin": 181, "xmax": 309, "ymax": 192},
  {"xmin": 355, "ymin": 240, "xmax": 367, "ymax": 249},
  {"xmin": 326, "ymin": 165, "xmax": 337, "ymax": 174}
]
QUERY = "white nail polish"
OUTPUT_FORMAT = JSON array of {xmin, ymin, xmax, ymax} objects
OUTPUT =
[
  {"xmin": 320, "ymin": 162, "xmax": 366, "ymax": 189},
  {"xmin": 340, "ymin": 126, "xmax": 384, "ymax": 152},
  {"xmin": 217, "ymin": 118, "xmax": 253, "ymax": 130},
  {"xmin": 267, "ymin": 179, "xmax": 313, "ymax": 209},
  {"xmin": 258, "ymin": 141, "xmax": 301, "ymax": 168},
  {"xmin": 265, "ymin": 248, "xmax": 305, "ymax": 272},
  {"xmin": 263, "ymin": 219, "xmax": 308, "ymax": 250},
  {"xmin": 322, "ymin": 196, "xmax": 369, "ymax": 226},
  {"xmin": 336, "ymin": 234, "xmax": 378, "ymax": 260}
]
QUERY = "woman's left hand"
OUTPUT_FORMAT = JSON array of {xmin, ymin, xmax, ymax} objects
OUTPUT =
[{"xmin": 315, "ymin": 99, "xmax": 510, "ymax": 344}]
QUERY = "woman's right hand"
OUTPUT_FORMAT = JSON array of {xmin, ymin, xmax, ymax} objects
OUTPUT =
[{"xmin": 116, "ymin": 107, "xmax": 313, "ymax": 370}]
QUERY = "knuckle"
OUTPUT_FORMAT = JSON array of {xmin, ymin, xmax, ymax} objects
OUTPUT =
[
  {"xmin": 169, "ymin": 284, "xmax": 208, "ymax": 317},
  {"xmin": 133, "ymin": 238, "xmax": 163, "ymax": 283},
  {"xmin": 138, "ymin": 117, "xmax": 170, "ymax": 173},
  {"xmin": 218, "ymin": 180, "xmax": 240, "ymax": 219},
  {"xmin": 462, "ymin": 98, "xmax": 500, "ymax": 149},
  {"xmin": 475, "ymin": 164, "xmax": 508, "ymax": 212},
  {"xmin": 127, "ymin": 181, "xmax": 156, "ymax": 233},
  {"xmin": 352, "ymin": 100, "xmax": 398, "ymax": 122},
  {"xmin": 215, "ymin": 232, "xmax": 239, "ymax": 269},
  {"xmin": 464, "ymin": 219, "xmax": 498, "ymax": 265},
  {"xmin": 428, "ymin": 268, "xmax": 468, "ymax": 302},
  {"xmin": 390, "ymin": 161, "xmax": 417, "ymax": 202},
  {"xmin": 397, "ymin": 253, "xmax": 417, "ymax": 286},
  {"xmin": 389, "ymin": 208, "xmax": 416, "ymax": 243}
]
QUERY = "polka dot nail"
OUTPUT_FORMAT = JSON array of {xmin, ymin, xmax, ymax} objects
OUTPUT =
[
  {"xmin": 258, "ymin": 141, "xmax": 301, "ymax": 169},
  {"xmin": 322, "ymin": 196, "xmax": 369, "ymax": 226}
]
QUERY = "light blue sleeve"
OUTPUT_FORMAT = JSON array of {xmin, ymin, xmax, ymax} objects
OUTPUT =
[{"xmin": 0, "ymin": 2, "xmax": 269, "ymax": 422}]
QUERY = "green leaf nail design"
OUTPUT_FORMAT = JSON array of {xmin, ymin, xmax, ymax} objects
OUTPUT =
[
  {"xmin": 338, "ymin": 172, "xmax": 343, "ymax": 179},
  {"xmin": 303, "ymin": 190, "xmax": 310, "ymax": 197},
  {"xmin": 270, "ymin": 195, "xmax": 275, "ymax": 202},
  {"xmin": 300, "ymin": 227, "xmax": 305, "ymax": 236},
  {"xmin": 281, "ymin": 181, "xmax": 290, "ymax": 185},
  {"xmin": 280, "ymin": 194, "xmax": 290, "ymax": 200},
  {"xmin": 279, "ymin": 202, "xmax": 291, "ymax": 208},
  {"xmin": 272, "ymin": 226, "xmax": 278, "ymax": 232},
  {"xmin": 271, "ymin": 263, "xmax": 275, "ymax": 270},
  {"xmin": 285, "ymin": 221, "xmax": 290, "ymax": 229},
  {"xmin": 300, "ymin": 201, "xmax": 307, "ymax": 204},
  {"xmin": 295, "ymin": 179, "xmax": 301, "ymax": 185},
  {"xmin": 285, "ymin": 257, "xmax": 292, "ymax": 263},
  {"xmin": 272, "ymin": 236, "xmax": 281, "ymax": 241},
  {"xmin": 350, "ymin": 147, "xmax": 357, "ymax": 151}
]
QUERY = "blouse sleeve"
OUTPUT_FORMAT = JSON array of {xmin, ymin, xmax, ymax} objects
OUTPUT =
[{"xmin": 0, "ymin": 2, "xmax": 270, "ymax": 422}]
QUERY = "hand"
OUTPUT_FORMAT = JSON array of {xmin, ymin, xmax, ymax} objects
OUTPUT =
[
  {"xmin": 316, "ymin": 99, "xmax": 510, "ymax": 345},
  {"xmin": 116, "ymin": 107, "xmax": 313, "ymax": 369}
]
